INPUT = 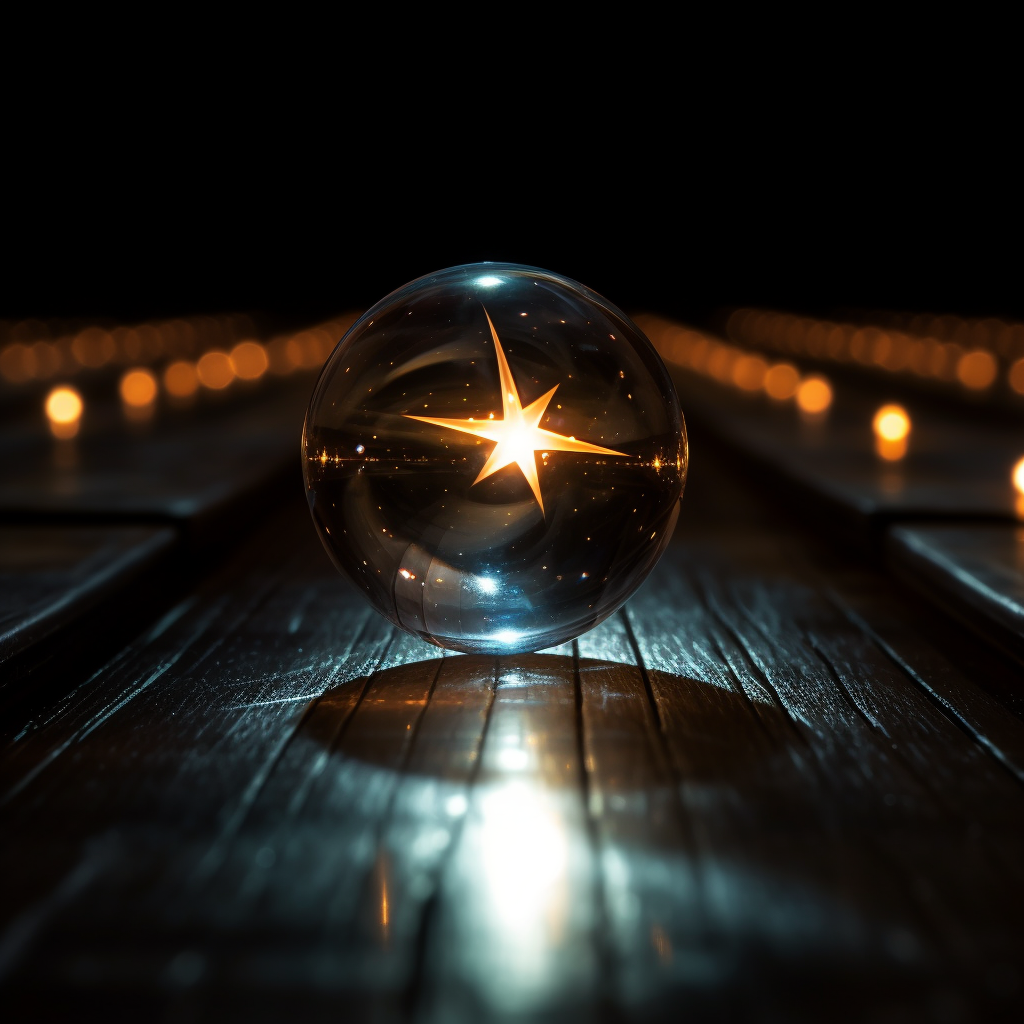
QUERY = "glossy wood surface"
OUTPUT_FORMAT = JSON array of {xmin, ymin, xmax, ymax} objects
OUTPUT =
[
  {"xmin": 888, "ymin": 523, "xmax": 1024, "ymax": 663},
  {"xmin": 2, "ymin": 447, "xmax": 1022, "ymax": 1021},
  {"xmin": 0, "ymin": 526, "xmax": 175, "ymax": 671},
  {"xmin": 670, "ymin": 368, "xmax": 1021, "ymax": 534}
]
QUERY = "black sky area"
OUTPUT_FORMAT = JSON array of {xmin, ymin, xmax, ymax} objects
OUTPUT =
[{"xmin": 4, "ymin": 139, "xmax": 1020, "ymax": 330}]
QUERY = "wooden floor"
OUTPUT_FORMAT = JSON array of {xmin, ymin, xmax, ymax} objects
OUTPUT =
[{"xmin": 2, "ymin": 435, "xmax": 1023, "ymax": 1023}]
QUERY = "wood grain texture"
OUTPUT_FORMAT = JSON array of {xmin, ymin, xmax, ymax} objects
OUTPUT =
[
  {"xmin": 0, "ymin": 525, "xmax": 176, "ymax": 670},
  {"xmin": 888, "ymin": 523, "xmax": 1024, "ymax": 665},
  {"xmin": 2, "ymin": 498, "xmax": 1024, "ymax": 1020}
]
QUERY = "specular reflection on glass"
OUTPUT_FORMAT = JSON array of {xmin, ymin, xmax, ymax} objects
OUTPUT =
[{"xmin": 303, "ymin": 263, "xmax": 686, "ymax": 654}]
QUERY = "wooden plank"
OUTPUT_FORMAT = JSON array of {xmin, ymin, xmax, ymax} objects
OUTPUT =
[
  {"xmin": 576, "ymin": 614, "xmax": 706, "ymax": 1013},
  {"xmin": 416, "ymin": 645, "xmax": 603, "ymax": 1023},
  {"xmin": 4, "ymin": 459, "xmax": 1024, "ymax": 1019},
  {"xmin": 887, "ymin": 522, "xmax": 1024, "ymax": 665},
  {"xmin": 820, "ymin": 559, "xmax": 1024, "ymax": 782},
  {"xmin": 670, "ymin": 369, "xmax": 1020, "ymax": 546},
  {"xmin": 0, "ymin": 525, "xmax": 176, "ymax": 673},
  {"xmin": 0, "ymin": 386, "xmax": 309, "ymax": 545},
  {"xmin": 674, "ymin": 535, "xmax": 1024, "ymax": 1007},
  {"xmin": 625, "ymin": 567, "xmax": 955, "ymax": 1020},
  {"xmin": 0, "ymin": 504, "xmax": 392, "ymax": 1003}
]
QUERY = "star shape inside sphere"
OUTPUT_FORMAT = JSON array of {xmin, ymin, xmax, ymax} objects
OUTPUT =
[{"xmin": 405, "ymin": 308, "xmax": 627, "ymax": 513}]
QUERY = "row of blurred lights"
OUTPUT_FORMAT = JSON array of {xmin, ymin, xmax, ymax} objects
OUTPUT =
[
  {"xmin": 645, "ymin": 314, "xmax": 1024, "ymax": 508},
  {"xmin": 1, "ymin": 314, "xmax": 358, "ymax": 391},
  {"xmin": 636, "ymin": 315, "xmax": 835, "ymax": 416},
  {"xmin": 726, "ymin": 309, "xmax": 1024, "ymax": 397},
  {"xmin": 37, "ymin": 314, "xmax": 359, "ymax": 438},
  {"xmin": 1, "ymin": 314, "xmax": 253, "ymax": 384}
]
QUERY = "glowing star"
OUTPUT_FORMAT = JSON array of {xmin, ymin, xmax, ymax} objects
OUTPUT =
[{"xmin": 406, "ymin": 308, "xmax": 627, "ymax": 513}]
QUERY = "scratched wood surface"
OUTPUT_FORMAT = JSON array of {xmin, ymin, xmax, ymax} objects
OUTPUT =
[
  {"xmin": 0, "ymin": 526, "xmax": 176, "ymax": 673},
  {"xmin": 888, "ymin": 523, "xmax": 1024, "ymax": 665},
  {"xmin": 2, "ymin": 444, "xmax": 1023, "ymax": 1023}
]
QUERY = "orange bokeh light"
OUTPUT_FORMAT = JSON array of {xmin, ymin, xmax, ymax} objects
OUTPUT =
[
  {"xmin": 1008, "ymin": 359, "xmax": 1024, "ymax": 396},
  {"xmin": 45, "ymin": 386, "xmax": 83, "ymax": 438},
  {"xmin": 732, "ymin": 354, "xmax": 768, "ymax": 391},
  {"xmin": 1013, "ymin": 457, "xmax": 1024, "ymax": 496},
  {"xmin": 876, "ymin": 437, "xmax": 908, "ymax": 461},
  {"xmin": 873, "ymin": 404, "xmax": 910, "ymax": 461},
  {"xmin": 120, "ymin": 368, "xmax": 158, "ymax": 407},
  {"xmin": 956, "ymin": 349, "xmax": 997, "ymax": 390},
  {"xmin": 71, "ymin": 328, "xmax": 116, "ymax": 369},
  {"xmin": 764, "ymin": 363, "xmax": 800, "ymax": 400},
  {"xmin": 796, "ymin": 376, "xmax": 833, "ymax": 414},
  {"xmin": 229, "ymin": 341, "xmax": 269, "ymax": 381},
  {"xmin": 873, "ymin": 404, "xmax": 911, "ymax": 442},
  {"xmin": 196, "ymin": 351, "xmax": 234, "ymax": 390},
  {"xmin": 164, "ymin": 361, "xmax": 199, "ymax": 398}
]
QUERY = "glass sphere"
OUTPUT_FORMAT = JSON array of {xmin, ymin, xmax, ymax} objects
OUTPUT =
[{"xmin": 302, "ymin": 263, "xmax": 686, "ymax": 655}]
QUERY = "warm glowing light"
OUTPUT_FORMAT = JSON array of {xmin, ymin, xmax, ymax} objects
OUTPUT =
[
  {"xmin": 0, "ymin": 344, "xmax": 34, "ymax": 383},
  {"xmin": 731, "ymin": 354, "xmax": 767, "ymax": 391},
  {"xmin": 286, "ymin": 329, "xmax": 333, "ymax": 371},
  {"xmin": 230, "ymin": 340, "xmax": 269, "ymax": 380},
  {"xmin": 873, "ymin": 404, "xmax": 910, "ymax": 461},
  {"xmin": 164, "ymin": 361, "xmax": 198, "ymax": 398},
  {"xmin": 45, "ymin": 386, "xmax": 83, "ymax": 438},
  {"xmin": 1009, "ymin": 359, "xmax": 1024, "ymax": 397},
  {"xmin": 405, "ymin": 308, "xmax": 627, "ymax": 513},
  {"xmin": 876, "ymin": 437, "xmax": 908, "ymax": 461},
  {"xmin": 1013, "ymin": 457, "xmax": 1024, "ymax": 496},
  {"xmin": 196, "ymin": 350, "xmax": 234, "ymax": 390},
  {"xmin": 764, "ymin": 362, "xmax": 800, "ymax": 400},
  {"xmin": 119, "ymin": 368, "xmax": 158, "ymax": 407},
  {"xmin": 873, "ymin": 404, "xmax": 911, "ymax": 442},
  {"xmin": 705, "ymin": 344, "xmax": 738, "ymax": 383},
  {"xmin": 71, "ymin": 328, "xmax": 115, "ymax": 368},
  {"xmin": 796, "ymin": 376, "xmax": 833, "ymax": 414},
  {"xmin": 956, "ymin": 349, "xmax": 997, "ymax": 390},
  {"xmin": 477, "ymin": 275, "xmax": 503, "ymax": 287}
]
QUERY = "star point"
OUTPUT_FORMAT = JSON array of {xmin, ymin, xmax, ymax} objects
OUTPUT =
[{"xmin": 406, "ymin": 307, "xmax": 626, "ymax": 514}]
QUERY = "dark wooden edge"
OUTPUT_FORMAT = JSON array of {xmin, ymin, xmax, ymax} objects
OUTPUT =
[{"xmin": 886, "ymin": 524, "xmax": 1024, "ymax": 669}]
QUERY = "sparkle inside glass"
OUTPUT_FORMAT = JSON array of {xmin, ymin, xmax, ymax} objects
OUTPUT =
[{"xmin": 302, "ymin": 263, "xmax": 687, "ymax": 654}]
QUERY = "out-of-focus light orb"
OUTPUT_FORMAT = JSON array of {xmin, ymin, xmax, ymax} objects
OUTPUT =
[
  {"xmin": 120, "ymin": 368, "xmax": 158, "ymax": 407},
  {"xmin": 45, "ymin": 386, "xmax": 83, "ymax": 438},
  {"xmin": 196, "ymin": 350, "xmax": 234, "ymax": 390},
  {"xmin": 1012, "ymin": 457, "xmax": 1024, "ymax": 496},
  {"xmin": 229, "ymin": 341, "xmax": 269, "ymax": 381},
  {"xmin": 796, "ymin": 376, "xmax": 833, "ymax": 414},
  {"xmin": 732, "ymin": 354, "xmax": 767, "ymax": 392},
  {"xmin": 303, "ymin": 263, "xmax": 687, "ymax": 655},
  {"xmin": 164, "ymin": 361, "xmax": 198, "ymax": 398},
  {"xmin": 873, "ymin": 403, "xmax": 910, "ymax": 461},
  {"xmin": 764, "ymin": 362, "xmax": 800, "ymax": 401},
  {"xmin": 956, "ymin": 349, "xmax": 997, "ymax": 390},
  {"xmin": 873, "ymin": 403, "xmax": 911, "ymax": 442},
  {"xmin": 1008, "ymin": 358, "xmax": 1024, "ymax": 396}
]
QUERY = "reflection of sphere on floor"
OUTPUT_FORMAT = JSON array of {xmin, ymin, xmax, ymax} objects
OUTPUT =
[{"xmin": 303, "ymin": 263, "xmax": 687, "ymax": 654}]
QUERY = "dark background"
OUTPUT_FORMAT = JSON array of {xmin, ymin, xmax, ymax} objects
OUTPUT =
[{"xmin": 4, "ymin": 110, "xmax": 1020, "ymax": 328}]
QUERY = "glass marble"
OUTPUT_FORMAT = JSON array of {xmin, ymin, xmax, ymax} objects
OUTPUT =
[{"xmin": 302, "ymin": 263, "xmax": 686, "ymax": 654}]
